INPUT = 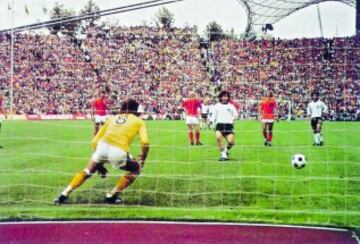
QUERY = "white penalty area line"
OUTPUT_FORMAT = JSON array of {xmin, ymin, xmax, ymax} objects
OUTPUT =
[
  {"xmin": 0, "ymin": 220, "xmax": 352, "ymax": 233},
  {"xmin": 352, "ymin": 231, "xmax": 360, "ymax": 244}
]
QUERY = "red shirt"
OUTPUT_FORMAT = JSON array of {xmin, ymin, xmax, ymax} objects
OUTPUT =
[
  {"xmin": 182, "ymin": 99, "xmax": 202, "ymax": 116},
  {"xmin": 92, "ymin": 97, "xmax": 108, "ymax": 116},
  {"xmin": 260, "ymin": 98, "xmax": 277, "ymax": 119},
  {"xmin": 230, "ymin": 100, "xmax": 240, "ymax": 110}
]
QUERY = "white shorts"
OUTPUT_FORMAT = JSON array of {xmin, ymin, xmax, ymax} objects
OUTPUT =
[
  {"xmin": 261, "ymin": 119, "xmax": 275, "ymax": 123},
  {"xmin": 185, "ymin": 116, "xmax": 199, "ymax": 125},
  {"xmin": 94, "ymin": 115, "xmax": 107, "ymax": 124},
  {"xmin": 92, "ymin": 141, "xmax": 128, "ymax": 169}
]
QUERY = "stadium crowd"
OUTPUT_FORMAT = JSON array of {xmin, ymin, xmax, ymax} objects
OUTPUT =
[
  {"xmin": 211, "ymin": 37, "xmax": 360, "ymax": 120},
  {"xmin": 0, "ymin": 26, "xmax": 211, "ymax": 119},
  {"xmin": 0, "ymin": 26, "xmax": 359, "ymax": 120}
]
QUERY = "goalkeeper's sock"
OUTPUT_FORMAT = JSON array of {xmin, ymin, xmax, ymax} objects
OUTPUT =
[
  {"xmin": 188, "ymin": 132, "xmax": 194, "ymax": 144},
  {"xmin": 61, "ymin": 186, "xmax": 73, "ymax": 197},
  {"xmin": 63, "ymin": 169, "xmax": 90, "ymax": 196},
  {"xmin": 109, "ymin": 173, "xmax": 138, "ymax": 196}
]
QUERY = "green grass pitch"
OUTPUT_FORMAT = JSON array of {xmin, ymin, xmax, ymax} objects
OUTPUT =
[{"xmin": 0, "ymin": 120, "xmax": 359, "ymax": 228}]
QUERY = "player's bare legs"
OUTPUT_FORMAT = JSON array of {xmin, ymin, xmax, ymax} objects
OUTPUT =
[
  {"xmin": 187, "ymin": 124, "xmax": 194, "ymax": 145},
  {"xmin": 262, "ymin": 123, "xmax": 273, "ymax": 146},
  {"xmin": 54, "ymin": 159, "xmax": 98, "ymax": 204},
  {"xmin": 207, "ymin": 118, "xmax": 212, "ymax": 129},
  {"xmin": 194, "ymin": 124, "xmax": 202, "ymax": 145},
  {"xmin": 312, "ymin": 127, "xmax": 317, "ymax": 145},
  {"xmin": 105, "ymin": 160, "xmax": 141, "ymax": 204},
  {"xmin": 216, "ymin": 131, "xmax": 228, "ymax": 161},
  {"xmin": 225, "ymin": 134, "xmax": 234, "ymax": 152},
  {"xmin": 94, "ymin": 123, "xmax": 100, "ymax": 135},
  {"xmin": 317, "ymin": 122, "xmax": 324, "ymax": 146},
  {"xmin": 267, "ymin": 123, "xmax": 274, "ymax": 146},
  {"xmin": 262, "ymin": 122, "xmax": 268, "ymax": 145},
  {"xmin": 311, "ymin": 120, "xmax": 323, "ymax": 146}
]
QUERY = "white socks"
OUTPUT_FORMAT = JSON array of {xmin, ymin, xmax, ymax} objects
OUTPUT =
[
  {"xmin": 221, "ymin": 149, "xmax": 228, "ymax": 159},
  {"xmin": 61, "ymin": 185, "xmax": 73, "ymax": 196},
  {"xmin": 314, "ymin": 133, "xmax": 323, "ymax": 144}
]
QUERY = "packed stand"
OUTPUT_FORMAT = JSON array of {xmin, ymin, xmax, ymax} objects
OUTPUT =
[
  {"xmin": 210, "ymin": 37, "xmax": 360, "ymax": 120},
  {"xmin": 0, "ymin": 26, "xmax": 359, "ymax": 120},
  {"xmin": 0, "ymin": 26, "xmax": 211, "ymax": 119}
]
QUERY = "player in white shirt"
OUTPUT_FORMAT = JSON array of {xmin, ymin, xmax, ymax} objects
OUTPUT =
[
  {"xmin": 307, "ymin": 92, "xmax": 328, "ymax": 146},
  {"xmin": 208, "ymin": 100, "xmax": 216, "ymax": 129},
  {"xmin": 200, "ymin": 102, "xmax": 209, "ymax": 129},
  {"xmin": 210, "ymin": 91, "xmax": 238, "ymax": 161}
]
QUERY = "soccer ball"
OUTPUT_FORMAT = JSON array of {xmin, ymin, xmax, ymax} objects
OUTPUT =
[{"xmin": 291, "ymin": 154, "xmax": 307, "ymax": 169}]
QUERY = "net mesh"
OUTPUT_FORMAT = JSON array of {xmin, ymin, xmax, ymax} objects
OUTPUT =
[{"xmin": 0, "ymin": 26, "xmax": 359, "ymax": 227}]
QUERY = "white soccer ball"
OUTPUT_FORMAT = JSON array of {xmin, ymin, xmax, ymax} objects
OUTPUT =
[{"xmin": 291, "ymin": 154, "xmax": 307, "ymax": 169}]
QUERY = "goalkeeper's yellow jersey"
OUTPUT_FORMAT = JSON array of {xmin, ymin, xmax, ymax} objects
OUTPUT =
[{"xmin": 91, "ymin": 113, "xmax": 149, "ymax": 152}]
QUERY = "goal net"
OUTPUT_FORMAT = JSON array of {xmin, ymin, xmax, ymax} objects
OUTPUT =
[{"xmin": 0, "ymin": 24, "xmax": 359, "ymax": 228}]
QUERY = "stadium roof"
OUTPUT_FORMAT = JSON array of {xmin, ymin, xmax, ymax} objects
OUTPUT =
[{"xmin": 237, "ymin": 0, "xmax": 356, "ymax": 32}]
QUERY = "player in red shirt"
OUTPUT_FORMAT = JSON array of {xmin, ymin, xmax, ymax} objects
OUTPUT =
[
  {"xmin": 259, "ymin": 90, "xmax": 277, "ymax": 146},
  {"xmin": 229, "ymin": 99, "xmax": 240, "ymax": 111},
  {"xmin": 181, "ymin": 91, "xmax": 202, "ymax": 145},
  {"xmin": 91, "ymin": 91, "xmax": 109, "ymax": 135}
]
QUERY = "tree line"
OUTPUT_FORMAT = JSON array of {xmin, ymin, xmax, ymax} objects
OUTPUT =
[{"xmin": 48, "ymin": 0, "xmax": 241, "ymax": 41}]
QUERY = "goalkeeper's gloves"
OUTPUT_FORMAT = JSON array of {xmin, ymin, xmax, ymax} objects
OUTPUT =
[
  {"xmin": 95, "ymin": 164, "xmax": 108, "ymax": 178},
  {"xmin": 138, "ymin": 155, "xmax": 145, "ymax": 168}
]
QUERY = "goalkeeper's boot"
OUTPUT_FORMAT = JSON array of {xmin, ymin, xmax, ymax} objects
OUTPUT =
[
  {"xmin": 105, "ymin": 193, "xmax": 122, "ymax": 204},
  {"xmin": 54, "ymin": 194, "xmax": 68, "ymax": 205}
]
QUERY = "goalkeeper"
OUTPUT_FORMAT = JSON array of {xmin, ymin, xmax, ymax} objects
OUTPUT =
[{"xmin": 54, "ymin": 99, "xmax": 149, "ymax": 204}]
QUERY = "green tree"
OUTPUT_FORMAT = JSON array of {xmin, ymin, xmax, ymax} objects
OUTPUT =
[
  {"xmin": 225, "ymin": 28, "xmax": 238, "ymax": 40},
  {"xmin": 155, "ymin": 7, "xmax": 175, "ymax": 29},
  {"xmin": 239, "ymin": 29, "xmax": 257, "ymax": 41},
  {"xmin": 79, "ymin": 0, "xmax": 101, "ymax": 25},
  {"xmin": 205, "ymin": 21, "xmax": 225, "ymax": 42},
  {"xmin": 49, "ymin": 2, "xmax": 77, "ymax": 35}
]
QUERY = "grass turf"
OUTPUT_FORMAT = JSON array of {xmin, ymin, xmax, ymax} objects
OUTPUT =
[{"xmin": 0, "ymin": 120, "xmax": 359, "ymax": 228}]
